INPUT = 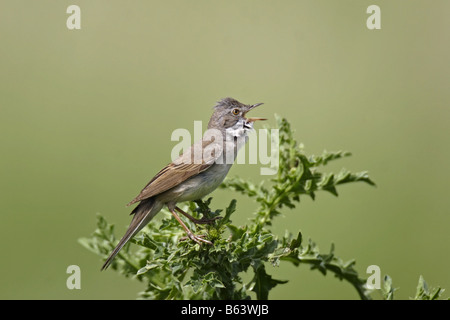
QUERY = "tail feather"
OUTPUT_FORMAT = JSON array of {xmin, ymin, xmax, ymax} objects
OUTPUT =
[{"xmin": 101, "ymin": 198, "xmax": 159, "ymax": 271}]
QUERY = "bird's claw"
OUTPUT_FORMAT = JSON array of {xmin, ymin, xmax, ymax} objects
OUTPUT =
[
  {"xmin": 180, "ymin": 233, "xmax": 213, "ymax": 245},
  {"xmin": 196, "ymin": 216, "xmax": 222, "ymax": 225}
]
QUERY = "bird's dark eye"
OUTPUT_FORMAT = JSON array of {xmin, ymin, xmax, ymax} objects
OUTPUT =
[{"xmin": 232, "ymin": 108, "xmax": 240, "ymax": 115}]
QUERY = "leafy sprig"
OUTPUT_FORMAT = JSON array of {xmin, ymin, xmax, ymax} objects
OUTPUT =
[{"xmin": 79, "ymin": 116, "xmax": 446, "ymax": 300}]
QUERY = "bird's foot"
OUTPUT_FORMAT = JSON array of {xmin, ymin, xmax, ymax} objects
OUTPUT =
[
  {"xmin": 175, "ymin": 206, "xmax": 222, "ymax": 225},
  {"xmin": 195, "ymin": 216, "xmax": 222, "ymax": 225},
  {"xmin": 180, "ymin": 233, "xmax": 213, "ymax": 245}
]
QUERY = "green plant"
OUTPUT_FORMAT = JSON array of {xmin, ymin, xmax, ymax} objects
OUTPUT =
[{"xmin": 79, "ymin": 116, "xmax": 446, "ymax": 300}]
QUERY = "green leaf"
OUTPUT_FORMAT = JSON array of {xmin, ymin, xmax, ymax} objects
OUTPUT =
[
  {"xmin": 381, "ymin": 275, "xmax": 396, "ymax": 300},
  {"xmin": 137, "ymin": 264, "xmax": 158, "ymax": 276},
  {"xmin": 249, "ymin": 263, "xmax": 288, "ymax": 300},
  {"xmin": 414, "ymin": 275, "xmax": 445, "ymax": 300}
]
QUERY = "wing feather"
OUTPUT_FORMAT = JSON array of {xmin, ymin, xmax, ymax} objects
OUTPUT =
[{"xmin": 127, "ymin": 139, "xmax": 220, "ymax": 206}]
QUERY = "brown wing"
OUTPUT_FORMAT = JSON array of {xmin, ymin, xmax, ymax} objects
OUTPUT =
[{"xmin": 127, "ymin": 139, "xmax": 220, "ymax": 206}]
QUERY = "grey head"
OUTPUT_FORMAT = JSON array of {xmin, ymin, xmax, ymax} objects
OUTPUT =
[{"xmin": 207, "ymin": 97, "xmax": 265, "ymax": 139}]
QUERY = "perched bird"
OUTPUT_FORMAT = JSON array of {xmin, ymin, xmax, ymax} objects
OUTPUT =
[{"xmin": 101, "ymin": 97, "xmax": 265, "ymax": 270}]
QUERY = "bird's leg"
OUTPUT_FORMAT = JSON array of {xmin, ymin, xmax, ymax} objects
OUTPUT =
[
  {"xmin": 168, "ymin": 206, "xmax": 212, "ymax": 245},
  {"xmin": 175, "ymin": 206, "xmax": 222, "ymax": 225}
]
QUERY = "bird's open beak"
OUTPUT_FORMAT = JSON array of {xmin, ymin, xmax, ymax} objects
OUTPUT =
[{"xmin": 245, "ymin": 103, "xmax": 267, "ymax": 122}]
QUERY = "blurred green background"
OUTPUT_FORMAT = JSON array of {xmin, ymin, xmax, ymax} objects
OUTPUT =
[{"xmin": 1, "ymin": 0, "xmax": 449, "ymax": 299}]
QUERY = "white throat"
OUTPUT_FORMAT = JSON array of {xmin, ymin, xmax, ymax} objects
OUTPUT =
[{"xmin": 225, "ymin": 119, "xmax": 253, "ymax": 140}]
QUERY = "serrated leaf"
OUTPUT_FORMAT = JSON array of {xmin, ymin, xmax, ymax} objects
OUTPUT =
[
  {"xmin": 381, "ymin": 275, "xmax": 395, "ymax": 300},
  {"xmin": 250, "ymin": 264, "xmax": 288, "ymax": 300}
]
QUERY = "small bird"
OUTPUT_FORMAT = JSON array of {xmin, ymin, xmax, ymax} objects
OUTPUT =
[{"xmin": 101, "ymin": 97, "xmax": 266, "ymax": 270}]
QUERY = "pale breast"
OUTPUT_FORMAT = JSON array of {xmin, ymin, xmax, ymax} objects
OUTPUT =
[{"xmin": 157, "ymin": 163, "xmax": 233, "ymax": 203}]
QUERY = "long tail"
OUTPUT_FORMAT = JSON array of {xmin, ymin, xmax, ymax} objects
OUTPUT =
[{"xmin": 101, "ymin": 198, "xmax": 159, "ymax": 271}]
